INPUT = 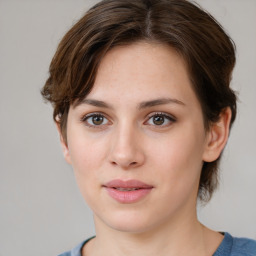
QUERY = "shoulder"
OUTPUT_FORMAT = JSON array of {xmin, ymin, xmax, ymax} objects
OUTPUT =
[
  {"xmin": 57, "ymin": 237, "xmax": 94, "ymax": 256},
  {"xmin": 214, "ymin": 232, "xmax": 256, "ymax": 256},
  {"xmin": 57, "ymin": 241, "xmax": 84, "ymax": 256},
  {"xmin": 232, "ymin": 235, "xmax": 256, "ymax": 256}
]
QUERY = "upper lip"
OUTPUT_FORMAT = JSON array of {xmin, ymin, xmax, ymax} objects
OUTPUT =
[{"xmin": 104, "ymin": 179, "xmax": 153, "ymax": 189}]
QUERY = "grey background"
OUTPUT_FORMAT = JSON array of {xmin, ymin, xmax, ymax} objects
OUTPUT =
[{"xmin": 0, "ymin": 0, "xmax": 255, "ymax": 255}]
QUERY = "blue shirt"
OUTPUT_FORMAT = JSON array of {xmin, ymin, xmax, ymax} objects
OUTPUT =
[{"xmin": 58, "ymin": 232, "xmax": 256, "ymax": 256}]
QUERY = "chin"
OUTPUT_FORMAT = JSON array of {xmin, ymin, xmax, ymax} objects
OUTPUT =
[
  {"xmin": 112, "ymin": 222, "xmax": 150, "ymax": 233},
  {"xmin": 96, "ymin": 209, "xmax": 161, "ymax": 234}
]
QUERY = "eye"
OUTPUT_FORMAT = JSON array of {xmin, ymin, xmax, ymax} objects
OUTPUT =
[
  {"xmin": 146, "ymin": 112, "xmax": 176, "ymax": 127},
  {"xmin": 81, "ymin": 113, "xmax": 110, "ymax": 128}
]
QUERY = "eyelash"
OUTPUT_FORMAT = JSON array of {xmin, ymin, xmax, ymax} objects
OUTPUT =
[{"xmin": 80, "ymin": 112, "xmax": 176, "ymax": 129}]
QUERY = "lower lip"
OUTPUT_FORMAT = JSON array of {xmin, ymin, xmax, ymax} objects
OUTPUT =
[{"xmin": 104, "ymin": 187, "xmax": 152, "ymax": 203}]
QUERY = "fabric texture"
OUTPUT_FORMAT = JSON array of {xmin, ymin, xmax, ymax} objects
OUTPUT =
[
  {"xmin": 213, "ymin": 233, "xmax": 256, "ymax": 256},
  {"xmin": 58, "ymin": 232, "xmax": 256, "ymax": 256}
]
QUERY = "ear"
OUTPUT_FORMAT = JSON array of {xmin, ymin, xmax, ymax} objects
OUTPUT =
[
  {"xmin": 203, "ymin": 107, "xmax": 232, "ymax": 162},
  {"xmin": 55, "ymin": 122, "xmax": 72, "ymax": 164}
]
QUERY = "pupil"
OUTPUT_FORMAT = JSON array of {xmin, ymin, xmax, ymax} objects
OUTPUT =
[
  {"xmin": 153, "ymin": 115, "xmax": 164, "ymax": 125},
  {"xmin": 93, "ymin": 116, "xmax": 103, "ymax": 125}
]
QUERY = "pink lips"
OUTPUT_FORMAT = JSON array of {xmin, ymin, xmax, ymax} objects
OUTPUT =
[{"xmin": 103, "ymin": 179, "xmax": 153, "ymax": 203}]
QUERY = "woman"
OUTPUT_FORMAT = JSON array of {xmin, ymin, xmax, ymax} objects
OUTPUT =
[{"xmin": 41, "ymin": 0, "xmax": 256, "ymax": 255}]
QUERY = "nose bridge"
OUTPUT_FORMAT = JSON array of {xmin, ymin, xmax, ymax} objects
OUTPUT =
[{"xmin": 109, "ymin": 119, "xmax": 144, "ymax": 169}]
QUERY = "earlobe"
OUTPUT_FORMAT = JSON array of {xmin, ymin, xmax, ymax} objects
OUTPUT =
[
  {"xmin": 203, "ymin": 107, "xmax": 232, "ymax": 162},
  {"xmin": 55, "ymin": 122, "xmax": 72, "ymax": 164}
]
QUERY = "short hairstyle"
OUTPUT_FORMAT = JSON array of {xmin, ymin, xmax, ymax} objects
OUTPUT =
[{"xmin": 41, "ymin": 0, "xmax": 237, "ymax": 202}]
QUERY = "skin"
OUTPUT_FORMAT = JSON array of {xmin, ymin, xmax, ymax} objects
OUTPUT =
[{"xmin": 59, "ymin": 41, "xmax": 231, "ymax": 256}]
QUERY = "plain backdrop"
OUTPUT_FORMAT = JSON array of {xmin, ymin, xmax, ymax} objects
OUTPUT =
[{"xmin": 0, "ymin": 0, "xmax": 255, "ymax": 255}]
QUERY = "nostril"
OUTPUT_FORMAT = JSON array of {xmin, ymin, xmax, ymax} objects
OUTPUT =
[{"xmin": 110, "ymin": 160, "xmax": 138, "ymax": 168}]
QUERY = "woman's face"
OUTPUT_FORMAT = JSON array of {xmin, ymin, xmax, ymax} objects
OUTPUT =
[{"xmin": 63, "ymin": 42, "xmax": 213, "ymax": 233}]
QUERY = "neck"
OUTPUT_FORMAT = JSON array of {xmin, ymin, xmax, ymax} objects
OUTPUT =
[{"xmin": 84, "ymin": 209, "xmax": 222, "ymax": 256}]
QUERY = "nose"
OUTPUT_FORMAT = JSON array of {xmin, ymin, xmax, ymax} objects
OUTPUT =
[{"xmin": 108, "ymin": 124, "xmax": 145, "ymax": 169}]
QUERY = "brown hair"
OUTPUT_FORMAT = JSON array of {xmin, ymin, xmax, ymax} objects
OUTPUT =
[{"xmin": 41, "ymin": 0, "xmax": 237, "ymax": 202}]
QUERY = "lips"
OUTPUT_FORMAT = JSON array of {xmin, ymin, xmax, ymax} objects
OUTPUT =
[{"xmin": 103, "ymin": 179, "xmax": 153, "ymax": 203}]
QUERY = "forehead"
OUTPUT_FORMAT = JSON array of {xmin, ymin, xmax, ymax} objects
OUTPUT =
[
  {"xmin": 84, "ymin": 41, "xmax": 196, "ymax": 106},
  {"xmin": 96, "ymin": 42, "xmax": 187, "ymax": 84}
]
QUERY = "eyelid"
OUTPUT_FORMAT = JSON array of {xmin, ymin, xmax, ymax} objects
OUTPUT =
[{"xmin": 147, "ymin": 111, "xmax": 176, "ymax": 120}]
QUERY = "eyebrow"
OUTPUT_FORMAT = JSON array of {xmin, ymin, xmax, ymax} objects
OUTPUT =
[
  {"xmin": 138, "ymin": 98, "xmax": 185, "ymax": 109},
  {"xmin": 76, "ymin": 99, "xmax": 112, "ymax": 109},
  {"xmin": 76, "ymin": 97, "xmax": 185, "ymax": 109}
]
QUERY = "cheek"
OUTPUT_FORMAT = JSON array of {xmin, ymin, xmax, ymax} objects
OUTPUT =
[
  {"xmin": 67, "ymin": 135, "xmax": 107, "ymax": 205},
  {"xmin": 154, "ymin": 133, "xmax": 203, "ymax": 168},
  {"xmin": 67, "ymin": 129, "xmax": 108, "ymax": 182},
  {"xmin": 149, "ymin": 128, "xmax": 205, "ymax": 189},
  {"xmin": 149, "ymin": 139, "xmax": 203, "ymax": 211}
]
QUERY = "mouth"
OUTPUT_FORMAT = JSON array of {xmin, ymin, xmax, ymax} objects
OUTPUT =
[
  {"xmin": 103, "ymin": 179, "xmax": 154, "ymax": 203},
  {"xmin": 114, "ymin": 187, "xmax": 141, "ymax": 191}
]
